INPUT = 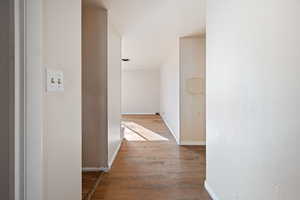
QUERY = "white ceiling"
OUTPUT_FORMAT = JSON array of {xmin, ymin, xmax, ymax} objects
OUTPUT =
[{"xmin": 97, "ymin": 0, "xmax": 206, "ymax": 70}]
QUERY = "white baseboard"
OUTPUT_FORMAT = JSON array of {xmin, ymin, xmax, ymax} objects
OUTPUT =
[
  {"xmin": 82, "ymin": 167, "xmax": 109, "ymax": 173},
  {"xmin": 180, "ymin": 141, "xmax": 206, "ymax": 146},
  {"xmin": 205, "ymin": 181, "xmax": 220, "ymax": 200},
  {"xmin": 161, "ymin": 116, "xmax": 180, "ymax": 145},
  {"xmin": 122, "ymin": 113, "xmax": 156, "ymax": 115},
  {"xmin": 108, "ymin": 140, "xmax": 122, "ymax": 169},
  {"xmin": 83, "ymin": 140, "xmax": 122, "ymax": 173}
]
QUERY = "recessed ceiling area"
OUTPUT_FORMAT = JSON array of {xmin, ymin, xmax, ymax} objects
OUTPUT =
[{"xmin": 86, "ymin": 0, "xmax": 206, "ymax": 70}]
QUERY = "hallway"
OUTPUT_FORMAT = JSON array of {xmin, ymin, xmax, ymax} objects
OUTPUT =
[
  {"xmin": 8, "ymin": 1, "xmax": 300, "ymax": 199},
  {"xmin": 84, "ymin": 115, "xmax": 211, "ymax": 200}
]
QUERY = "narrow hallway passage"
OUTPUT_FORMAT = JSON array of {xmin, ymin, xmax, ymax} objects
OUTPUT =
[{"xmin": 86, "ymin": 115, "xmax": 211, "ymax": 200}]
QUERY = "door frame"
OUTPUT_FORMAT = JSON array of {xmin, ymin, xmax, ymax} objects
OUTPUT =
[{"xmin": 13, "ymin": 0, "xmax": 44, "ymax": 199}]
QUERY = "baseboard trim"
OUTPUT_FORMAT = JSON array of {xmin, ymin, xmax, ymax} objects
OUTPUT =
[
  {"xmin": 180, "ymin": 141, "xmax": 206, "ymax": 146},
  {"xmin": 204, "ymin": 181, "xmax": 220, "ymax": 200},
  {"xmin": 122, "ymin": 113, "xmax": 156, "ymax": 115},
  {"xmin": 108, "ymin": 140, "xmax": 122, "ymax": 169},
  {"xmin": 83, "ymin": 140, "xmax": 122, "ymax": 173},
  {"xmin": 82, "ymin": 167, "xmax": 109, "ymax": 173},
  {"xmin": 161, "ymin": 116, "xmax": 180, "ymax": 145}
]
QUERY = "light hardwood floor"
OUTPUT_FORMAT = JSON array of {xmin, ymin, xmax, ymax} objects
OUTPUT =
[{"xmin": 83, "ymin": 115, "xmax": 211, "ymax": 200}]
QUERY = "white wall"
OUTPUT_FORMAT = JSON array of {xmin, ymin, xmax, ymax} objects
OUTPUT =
[
  {"xmin": 206, "ymin": 1, "xmax": 300, "ymax": 199},
  {"xmin": 180, "ymin": 36, "xmax": 206, "ymax": 145},
  {"xmin": 160, "ymin": 42, "xmax": 180, "ymax": 143},
  {"xmin": 122, "ymin": 69, "xmax": 160, "ymax": 114},
  {"xmin": 108, "ymin": 21, "xmax": 122, "ymax": 168},
  {"xmin": 43, "ymin": 1, "xmax": 81, "ymax": 200},
  {"xmin": 25, "ymin": 0, "xmax": 44, "ymax": 199}
]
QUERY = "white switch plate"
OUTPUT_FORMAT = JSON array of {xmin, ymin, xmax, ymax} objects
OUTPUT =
[
  {"xmin": 46, "ymin": 69, "xmax": 57, "ymax": 92},
  {"xmin": 56, "ymin": 70, "xmax": 64, "ymax": 92},
  {"xmin": 46, "ymin": 69, "xmax": 64, "ymax": 92}
]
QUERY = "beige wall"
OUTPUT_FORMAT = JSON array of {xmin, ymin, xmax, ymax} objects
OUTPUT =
[
  {"xmin": 43, "ymin": 0, "xmax": 82, "ymax": 200},
  {"xmin": 206, "ymin": 1, "xmax": 300, "ymax": 199},
  {"xmin": 82, "ymin": 6, "xmax": 108, "ymax": 169},
  {"xmin": 0, "ymin": 0, "xmax": 10, "ymax": 198},
  {"xmin": 108, "ymin": 21, "xmax": 122, "ymax": 167},
  {"xmin": 180, "ymin": 36, "xmax": 206, "ymax": 144}
]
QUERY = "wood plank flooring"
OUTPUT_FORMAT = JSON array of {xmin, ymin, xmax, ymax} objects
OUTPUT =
[
  {"xmin": 82, "ymin": 172, "xmax": 103, "ymax": 200},
  {"xmin": 84, "ymin": 115, "xmax": 211, "ymax": 200}
]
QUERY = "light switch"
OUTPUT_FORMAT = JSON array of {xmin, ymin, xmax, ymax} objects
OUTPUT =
[
  {"xmin": 56, "ymin": 71, "xmax": 64, "ymax": 92},
  {"xmin": 46, "ymin": 69, "xmax": 57, "ymax": 92},
  {"xmin": 46, "ymin": 69, "xmax": 64, "ymax": 92}
]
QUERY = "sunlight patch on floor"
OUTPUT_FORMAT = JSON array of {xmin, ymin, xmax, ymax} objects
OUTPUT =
[{"xmin": 122, "ymin": 121, "xmax": 169, "ymax": 141}]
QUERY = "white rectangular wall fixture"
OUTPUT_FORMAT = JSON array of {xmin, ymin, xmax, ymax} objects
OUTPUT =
[
  {"xmin": 56, "ymin": 70, "xmax": 64, "ymax": 91},
  {"xmin": 46, "ymin": 69, "xmax": 56, "ymax": 92},
  {"xmin": 46, "ymin": 69, "xmax": 64, "ymax": 92}
]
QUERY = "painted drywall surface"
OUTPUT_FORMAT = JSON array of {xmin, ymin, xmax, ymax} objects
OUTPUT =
[
  {"xmin": 122, "ymin": 69, "xmax": 160, "ymax": 114},
  {"xmin": 206, "ymin": 1, "xmax": 300, "ymax": 199},
  {"xmin": 43, "ymin": 0, "xmax": 81, "ymax": 200},
  {"xmin": 25, "ymin": 0, "xmax": 44, "ymax": 199},
  {"xmin": 160, "ymin": 42, "xmax": 180, "ymax": 143},
  {"xmin": 101, "ymin": 0, "xmax": 206, "ymax": 71},
  {"xmin": 82, "ymin": 6, "xmax": 108, "ymax": 169},
  {"xmin": 108, "ymin": 20, "xmax": 122, "ymax": 167},
  {"xmin": 0, "ymin": 0, "xmax": 10, "ymax": 198},
  {"xmin": 180, "ymin": 36, "xmax": 206, "ymax": 144}
]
